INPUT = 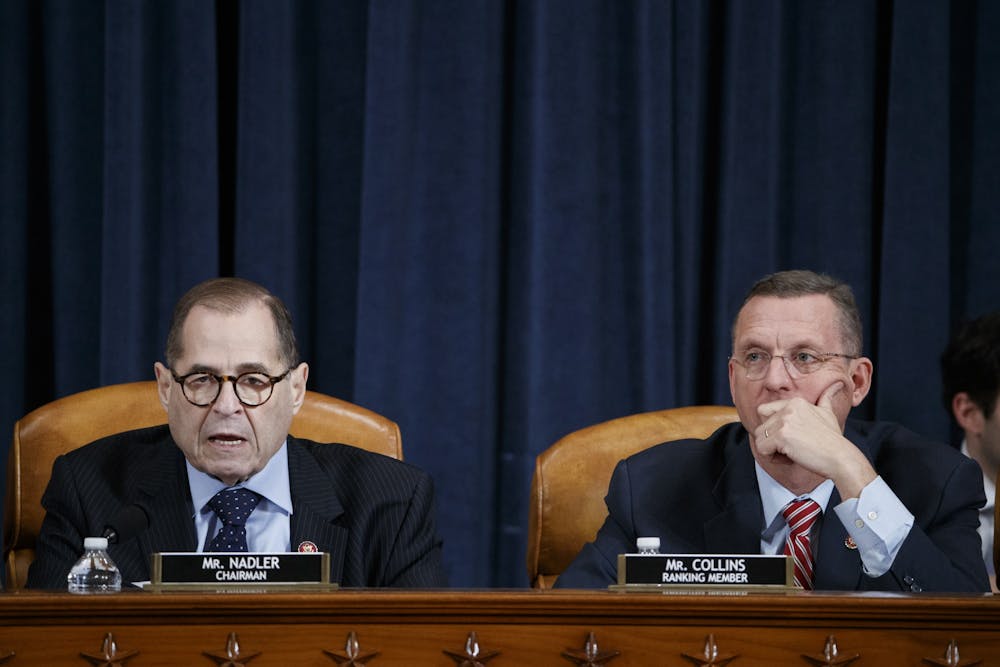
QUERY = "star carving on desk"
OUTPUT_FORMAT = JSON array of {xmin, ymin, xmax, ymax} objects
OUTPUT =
[
  {"xmin": 802, "ymin": 635, "xmax": 859, "ymax": 666},
  {"xmin": 203, "ymin": 632, "xmax": 262, "ymax": 667},
  {"xmin": 561, "ymin": 631, "xmax": 620, "ymax": 666},
  {"xmin": 324, "ymin": 631, "xmax": 380, "ymax": 665},
  {"xmin": 680, "ymin": 634, "xmax": 739, "ymax": 667},
  {"xmin": 79, "ymin": 632, "xmax": 139, "ymax": 667},
  {"xmin": 923, "ymin": 639, "xmax": 983, "ymax": 667},
  {"xmin": 442, "ymin": 631, "xmax": 500, "ymax": 666}
]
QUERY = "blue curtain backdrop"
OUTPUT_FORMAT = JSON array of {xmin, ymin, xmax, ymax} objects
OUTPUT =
[{"xmin": 2, "ymin": 1, "xmax": 998, "ymax": 588}]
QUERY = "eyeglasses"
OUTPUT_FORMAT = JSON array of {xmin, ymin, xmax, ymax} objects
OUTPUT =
[
  {"xmin": 170, "ymin": 368, "xmax": 293, "ymax": 407},
  {"xmin": 730, "ymin": 350, "xmax": 857, "ymax": 380}
]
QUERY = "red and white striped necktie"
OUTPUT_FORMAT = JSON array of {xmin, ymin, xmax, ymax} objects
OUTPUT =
[{"xmin": 782, "ymin": 498, "xmax": 822, "ymax": 589}]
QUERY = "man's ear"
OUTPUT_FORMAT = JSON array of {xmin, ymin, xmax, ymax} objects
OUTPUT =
[
  {"xmin": 290, "ymin": 362, "xmax": 309, "ymax": 415},
  {"xmin": 951, "ymin": 392, "xmax": 985, "ymax": 435},
  {"xmin": 727, "ymin": 357, "xmax": 738, "ymax": 404},
  {"xmin": 153, "ymin": 362, "xmax": 172, "ymax": 410},
  {"xmin": 848, "ymin": 356, "xmax": 874, "ymax": 407}
]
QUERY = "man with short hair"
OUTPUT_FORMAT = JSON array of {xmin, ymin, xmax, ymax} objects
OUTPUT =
[
  {"xmin": 557, "ymin": 270, "xmax": 988, "ymax": 592},
  {"xmin": 27, "ymin": 277, "xmax": 446, "ymax": 588},
  {"xmin": 941, "ymin": 311, "xmax": 1000, "ymax": 592}
]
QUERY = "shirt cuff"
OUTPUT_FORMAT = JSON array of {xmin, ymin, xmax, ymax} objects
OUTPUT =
[{"xmin": 833, "ymin": 475, "xmax": 914, "ymax": 577}]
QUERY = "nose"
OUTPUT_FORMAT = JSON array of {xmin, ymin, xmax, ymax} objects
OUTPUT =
[
  {"xmin": 762, "ymin": 354, "xmax": 793, "ymax": 390},
  {"xmin": 212, "ymin": 378, "xmax": 244, "ymax": 413}
]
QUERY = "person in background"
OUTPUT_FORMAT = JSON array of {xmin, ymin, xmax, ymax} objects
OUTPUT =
[
  {"xmin": 556, "ymin": 270, "xmax": 988, "ymax": 592},
  {"xmin": 27, "ymin": 277, "xmax": 446, "ymax": 588},
  {"xmin": 941, "ymin": 311, "xmax": 1000, "ymax": 593}
]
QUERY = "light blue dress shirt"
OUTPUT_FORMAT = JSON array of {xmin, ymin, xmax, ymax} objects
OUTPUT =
[
  {"xmin": 755, "ymin": 463, "xmax": 913, "ymax": 578},
  {"xmin": 188, "ymin": 441, "xmax": 293, "ymax": 552}
]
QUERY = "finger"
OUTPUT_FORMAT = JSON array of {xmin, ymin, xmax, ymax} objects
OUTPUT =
[
  {"xmin": 817, "ymin": 381, "xmax": 845, "ymax": 409},
  {"xmin": 753, "ymin": 425, "xmax": 778, "ymax": 454},
  {"xmin": 757, "ymin": 399, "xmax": 789, "ymax": 418}
]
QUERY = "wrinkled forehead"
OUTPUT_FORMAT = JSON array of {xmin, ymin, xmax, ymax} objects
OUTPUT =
[
  {"xmin": 732, "ymin": 295, "xmax": 846, "ymax": 351},
  {"xmin": 177, "ymin": 303, "xmax": 284, "ymax": 367}
]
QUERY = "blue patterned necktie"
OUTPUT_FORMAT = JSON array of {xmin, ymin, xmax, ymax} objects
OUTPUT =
[{"xmin": 207, "ymin": 488, "xmax": 262, "ymax": 552}]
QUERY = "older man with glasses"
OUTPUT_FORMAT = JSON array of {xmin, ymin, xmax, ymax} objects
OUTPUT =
[
  {"xmin": 557, "ymin": 270, "xmax": 988, "ymax": 592},
  {"xmin": 27, "ymin": 277, "xmax": 446, "ymax": 589}
]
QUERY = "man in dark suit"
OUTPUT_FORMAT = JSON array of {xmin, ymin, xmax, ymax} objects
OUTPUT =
[
  {"xmin": 557, "ymin": 270, "xmax": 988, "ymax": 592},
  {"xmin": 27, "ymin": 278, "xmax": 446, "ymax": 588}
]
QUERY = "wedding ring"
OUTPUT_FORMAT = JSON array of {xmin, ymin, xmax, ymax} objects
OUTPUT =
[{"xmin": 764, "ymin": 428, "xmax": 770, "ymax": 438}]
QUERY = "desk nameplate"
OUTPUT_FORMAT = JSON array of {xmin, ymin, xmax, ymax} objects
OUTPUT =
[
  {"xmin": 614, "ymin": 553, "xmax": 793, "ymax": 591},
  {"xmin": 150, "ymin": 552, "xmax": 334, "ymax": 591}
]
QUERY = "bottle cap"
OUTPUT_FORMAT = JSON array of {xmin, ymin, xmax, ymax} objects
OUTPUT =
[
  {"xmin": 83, "ymin": 537, "xmax": 109, "ymax": 550},
  {"xmin": 636, "ymin": 537, "xmax": 660, "ymax": 551}
]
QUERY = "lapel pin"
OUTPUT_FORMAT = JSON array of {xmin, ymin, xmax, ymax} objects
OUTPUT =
[
  {"xmin": 844, "ymin": 535, "xmax": 858, "ymax": 550},
  {"xmin": 297, "ymin": 540, "xmax": 318, "ymax": 553}
]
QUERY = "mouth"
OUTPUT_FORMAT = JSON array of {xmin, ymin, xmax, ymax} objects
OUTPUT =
[{"xmin": 207, "ymin": 433, "xmax": 249, "ymax": 448}]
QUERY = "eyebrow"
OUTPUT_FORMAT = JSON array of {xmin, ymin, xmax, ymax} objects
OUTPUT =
[
  {"xmin": 735, "ymin": 338, "xmax": 825, "ymax": 353},
  {"xmin": 182, "ymin": 362, "xmax": 273, "ymax": 375}
]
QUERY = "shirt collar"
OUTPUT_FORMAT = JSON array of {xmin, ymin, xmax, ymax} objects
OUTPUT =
[
  {"xmin": 188, "ymin": 441, "xmax": 293, "ymax": 517},
  {"xmin": 755, "ymin": 461, "xmax": 835, "ymax": 539}
]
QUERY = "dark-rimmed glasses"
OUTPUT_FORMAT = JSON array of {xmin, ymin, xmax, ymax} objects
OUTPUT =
[{"xmin": 170, "ymin": 368, "xmax": 293, "ymax": 407}]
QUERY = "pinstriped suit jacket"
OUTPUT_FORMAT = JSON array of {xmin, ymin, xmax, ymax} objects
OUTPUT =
[
  {"xmin": 555, "ymin": 420, "xmax": 989, "ymax": 592},
  {"xmin": 25, "ymin": 426, "xmax": 446, "ymax": 589}
]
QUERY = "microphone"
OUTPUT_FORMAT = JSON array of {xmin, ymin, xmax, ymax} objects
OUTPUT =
[{"xmin": 102, "ymin": 504, "xmax": 150, "ymax": 544}]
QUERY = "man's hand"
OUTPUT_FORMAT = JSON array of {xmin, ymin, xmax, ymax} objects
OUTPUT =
[{"xmin": 754, "ymin": 381, "xmax": 876, "ymax": 499}]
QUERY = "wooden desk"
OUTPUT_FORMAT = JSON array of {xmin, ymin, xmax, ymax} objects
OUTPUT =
[{"xmin": 0, "ymin": 589, "xmax": 997, "ymax": 665}]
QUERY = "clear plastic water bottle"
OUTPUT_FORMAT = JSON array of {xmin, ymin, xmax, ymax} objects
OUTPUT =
[
  {"xmin": 67, "ymin": 537, "xmax": 122, "ymax": 593},
  {"xmin": 636, "ymin": 536, "xmax": 661, "ymax": 555}
]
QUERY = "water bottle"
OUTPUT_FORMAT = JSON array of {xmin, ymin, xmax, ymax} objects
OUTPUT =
[
  {"xmin": 636, "ymin": 537, "xmax": 661, "ymax": 555},
  {"xmin": 67, "ymin": 537, "xmax": 122, "ymax": 593}
]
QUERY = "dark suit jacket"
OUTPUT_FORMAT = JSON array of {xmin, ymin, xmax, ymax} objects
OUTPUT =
[
  {"xmin": 555, "ymin": 419, "xmax": 989, "ymax": 592},
  {"xmin": 26, "ymin": 425, "xmax": 446, "ymax": 589}
]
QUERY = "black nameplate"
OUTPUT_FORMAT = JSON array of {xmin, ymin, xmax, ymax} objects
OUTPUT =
[
  {"xmin": 616, "ymin": 554, "xmax": 791, "ymax": 588},
  {"xmin": 151, "ymin": 552, "xmax": 330, "ymax": 586}
]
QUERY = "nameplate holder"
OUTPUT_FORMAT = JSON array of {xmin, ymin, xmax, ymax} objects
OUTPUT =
[
  {"xmin": 612, "ymin": 553, "xmax": 793, "ymax": 591},
  {"xmin": 149, "ymin": 552, "xmax": 335, "ymax": 591}
]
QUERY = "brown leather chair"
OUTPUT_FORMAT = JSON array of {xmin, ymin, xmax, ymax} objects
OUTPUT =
[
  {"xmin": 3, "ymin": 381, "xmax": 402, "ymax": 590},
  {"xmin": 526, "ymin": 405, "xmax": 740, "ymax": 588}
]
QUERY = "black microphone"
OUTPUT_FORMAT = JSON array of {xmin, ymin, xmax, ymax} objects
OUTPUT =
[{"xmin": 102, "ymin": 504, "xmax": 150, "ymax": 544}]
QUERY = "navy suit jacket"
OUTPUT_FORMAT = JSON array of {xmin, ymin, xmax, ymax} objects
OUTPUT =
[
  {"xmin": 556, "ymin": 419, "xmax": 989, "ymax": 592},
  {"xmin": 26, "ymin": 425, "xmax": 446, "ymax": 589}
]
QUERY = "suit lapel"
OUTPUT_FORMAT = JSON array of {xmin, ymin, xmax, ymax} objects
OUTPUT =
[
  {"xmin": 125, "ymin": 435, "xmax": 197, "ymax": 581},
  {"xmin": 286, "ymin": 439, "xmax": 348, "ymax": 583},
  {"xmin": 813, "ymin": 488, "xmax": 863, "ymax": 589},
  {"xmin": 705, "ymin": 432, "xmax": 764, "ymax": 553}
]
